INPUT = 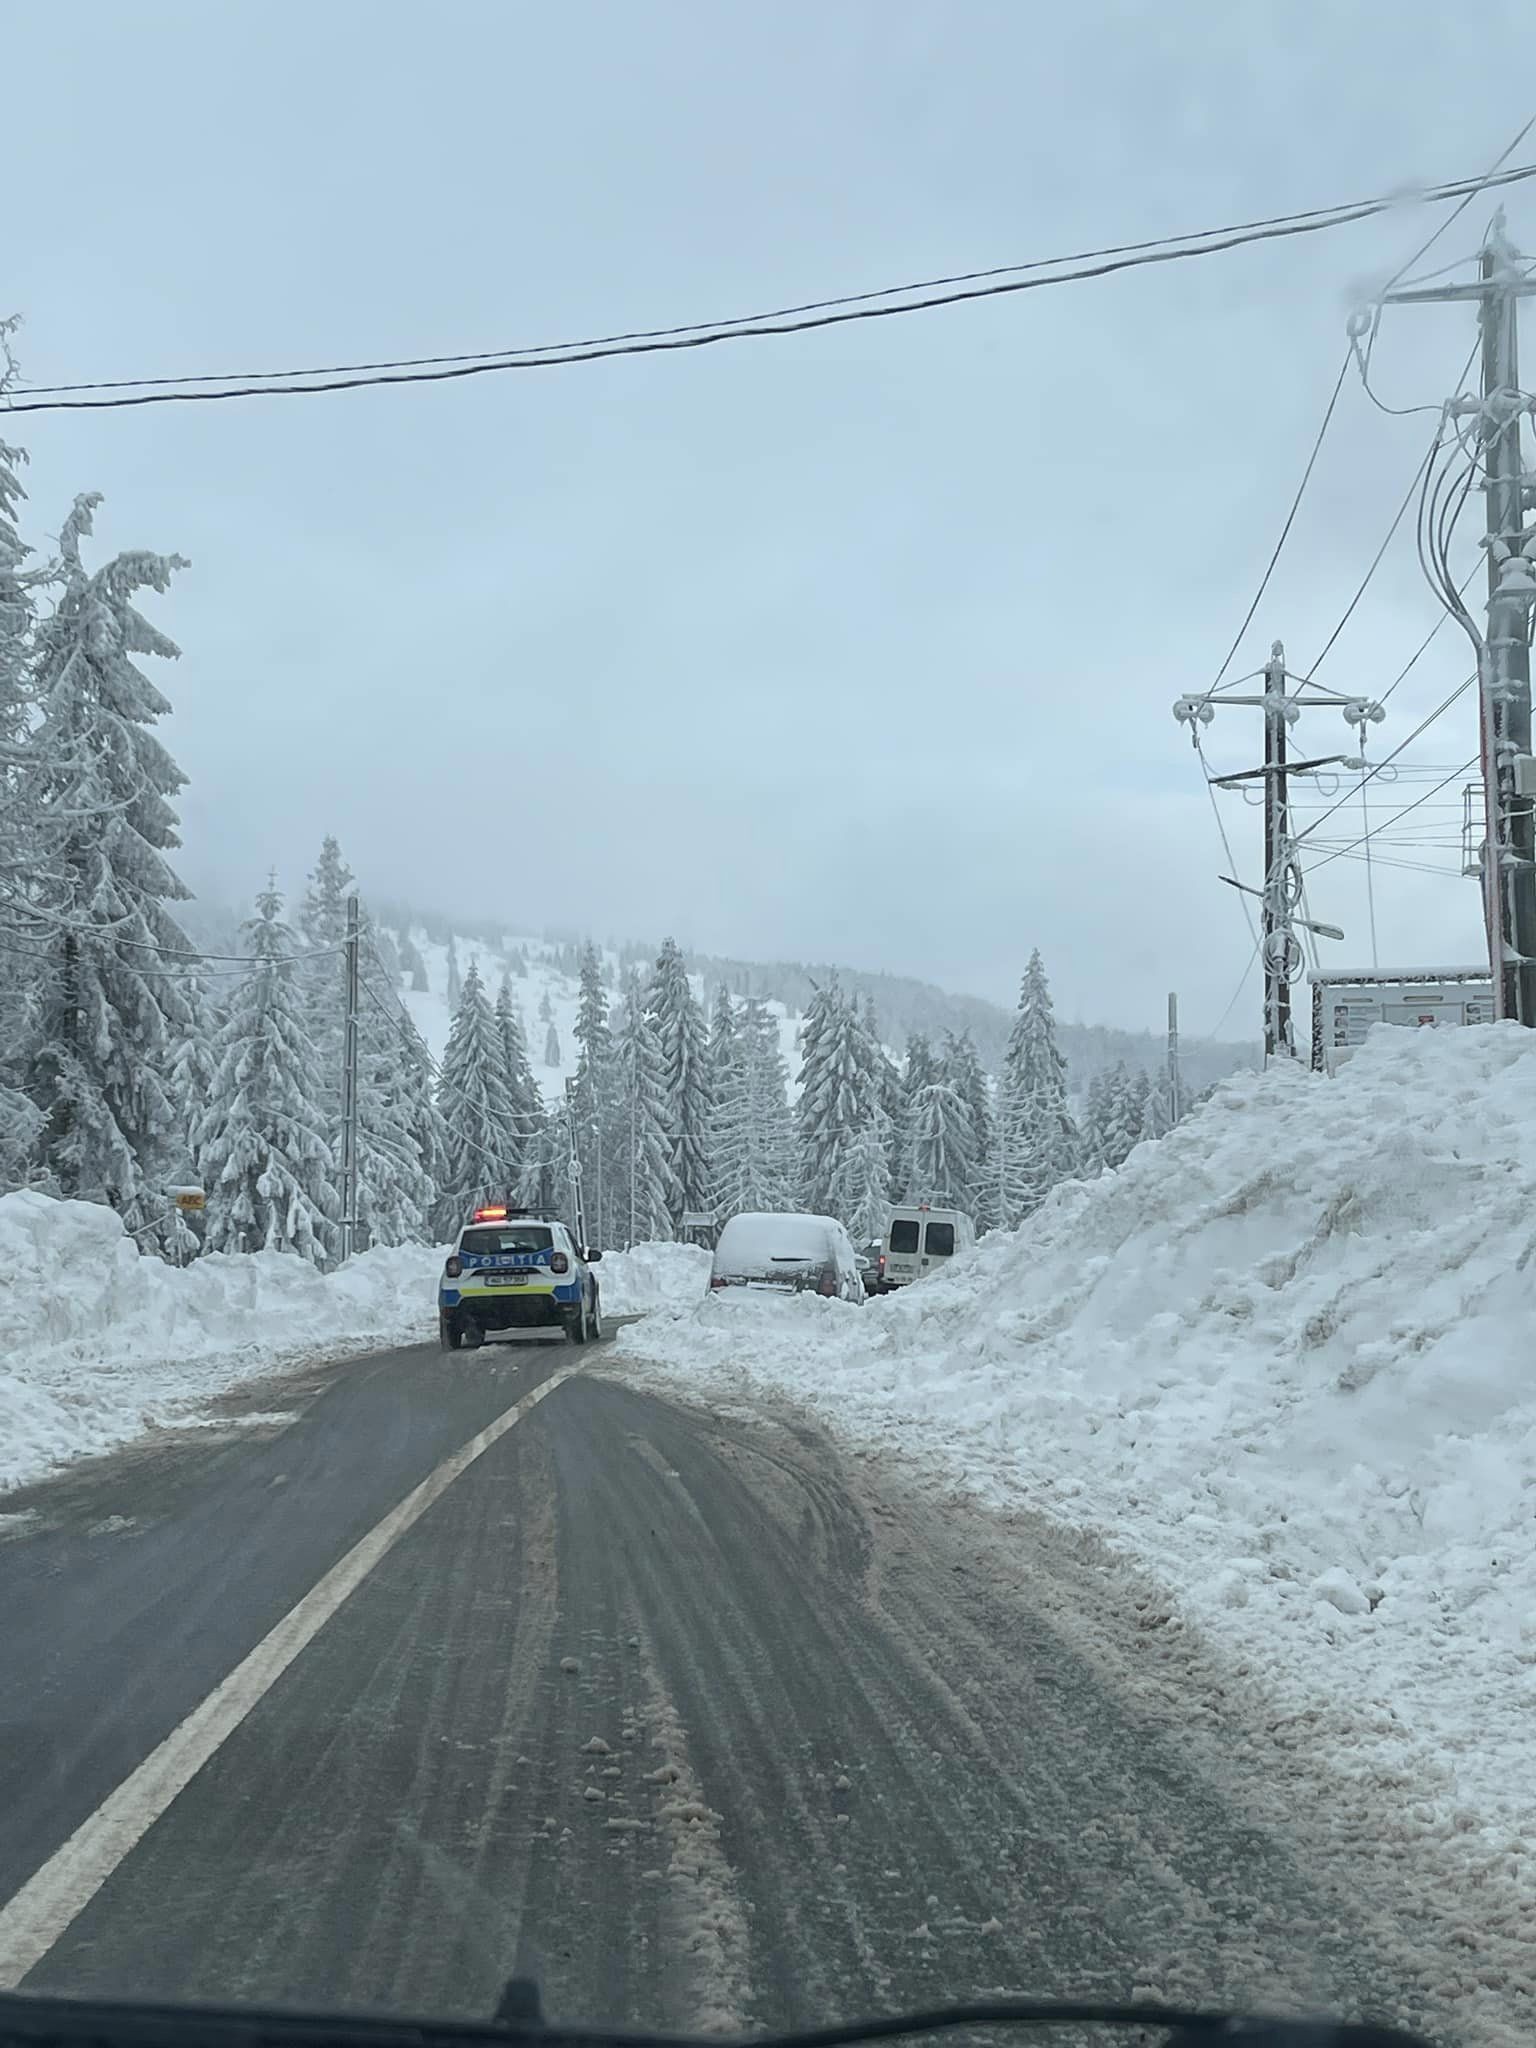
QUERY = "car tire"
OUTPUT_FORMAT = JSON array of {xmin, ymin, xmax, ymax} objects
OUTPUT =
[
  {"xmin": 439, "ymin": 1314, "xmax": 462, "ymax": 1353},
  {"xmin": 566, "ymin": 1303, "xmax": 588, "ymax": 1346},
  {"xmin": 588, "ymin": 1290, "xmax": 603, "ymax": 1343},
  {"xmin": 461, "ymin": 1320, "xmax": 485, "ymax": 1350}
]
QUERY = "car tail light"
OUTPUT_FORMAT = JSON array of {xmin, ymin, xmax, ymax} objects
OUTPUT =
[
  {"xmin": 710, "ymin": 1275, "xmax": 728, "ymax": 1289},
  {"xmin": 817, "ymin": 1268, "xmax": 836, "ymax": 1298},
  {"xmin": 445, "ymin": 1256, "xmax": 462, "ymax": 1279},
  {"xmin": 878, "ymin": 1255, "xmax": 885, "ymax": 1273},
  {"xmin": 550, "ymin": 1252, "xmax": 569, "ymax": 1274}
]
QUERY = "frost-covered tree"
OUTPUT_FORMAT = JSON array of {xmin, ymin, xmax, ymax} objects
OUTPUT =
[
  {"xmin": 1144, "ymin": 1067, "xmax": 1176, "ymax": 1140},
  {"xmin": 195, "ymin": 881, "xmax": 337, "ymax": 1262},
  {"xmin": 543, "ymin": 1020, "xmax": 560, "ymax": 1067},
  {"xmin": 797, "ymin": 980, "xmax": 876, "ymax": 1214},
  {"xmin": 434, "ymin": 959, "xmax": 521, "ymax": 1230},
  {"xmin": 939, "ymin": 1031, "xmax": 993, "ymax": 1222},
  {"xmin": 713, "ymin": 995, "xmax": 795, "ymax": 1219},
  {"xmin": 166, "ymin": 974, "xmax": 219, "ymax": 1170},
  {"xmin": 828, "ymin": 1104, "xmax": 891, "ymax": 1247},
  {"xmin": 648, "ymin": 937, "xmax": 711, "ymax": 1225},
  {"xmin": 906, "ymin": 1080, "xmax": 972, "ymax": 1209},
  {"xmin": 609, "ymin": 992, "xmax": 679, "ymax": 1243},
  {"xmin": 539, "ymin": 989, "xmax": 554, "ymax": 1025},
  {"xmin": 445, "ymin": 935, "xmax": 462, "ymax": 1010},
  {"xmin": 1095, "ymin": 1062, "xmax": 1144, "ymax": 1170},
  {"xmin": 296, "ymin": 834, "xmax": 354, "ymax": 1123},
  {"xmin": 496, "ymin": 976, "xmax": 541, "ymax": 1129},
  {"xmin": 0, "ymin": 388, "xmax": 45, "ymax": 1185},
  {"xmin": 998, "ymin": 950, "xmax": 1080, "ymax": 1225},
  {"xmin": 862, "ymin": 995, "xmax": 904, "ymax": 1186},
  {"xmin": 17, "ymin": 495, "xmax": 194, "ymax": 1224}
]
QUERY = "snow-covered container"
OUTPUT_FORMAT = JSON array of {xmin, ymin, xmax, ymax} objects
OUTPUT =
[{"xmin": 1308, "ymin": 967, "xmax": 1493, "ymax": 1072}]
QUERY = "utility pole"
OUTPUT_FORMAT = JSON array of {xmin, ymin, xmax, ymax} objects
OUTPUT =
[
  {"xmin": 339, "ymin": 893, "xmax": 360, "ymax": 1261},
  {"xmin": 1262, "ymin": 644, "xmax": 1293, "ymax": 1059},
  {"xmin": 1166, "ymin": 992, "xmax": 1181, "ymax": 1124},
  {"xmin": 1383, "ymin": 216, "xmax": 1536, "ymax": 1023},
  {"xmin": 1175, "ymin": 641, "xmax": 1370, "ymax": 1058}
]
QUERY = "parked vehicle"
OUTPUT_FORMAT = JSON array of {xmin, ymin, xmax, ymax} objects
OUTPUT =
[
  {"xmin": 856, "ymin": 1238, "xmax": 886, "ymax": 1296},
  {"xmin": 879, "ymin": 1204, "xmax": 975, "ymax": 1288},
  {"xmin": 709, "ymin": 1212, "xmax": 866, "ymax": 1303}
]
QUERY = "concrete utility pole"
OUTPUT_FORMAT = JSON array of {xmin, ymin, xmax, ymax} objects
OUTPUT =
[
  {"xmin": 1175, "ymin": 642, "xmax": 1369, "ymax": 1059},
  {"xmin": 339, "ymin": 893, "xmax": 360, "ymax": 1261},
  {"xmin": 1166, "ymin": 992, "xmax": 1182, "ymax": 1124},
  {"xmin": 1383, "ymin": 216, "xmax": 1536, "ymax": 1024}
]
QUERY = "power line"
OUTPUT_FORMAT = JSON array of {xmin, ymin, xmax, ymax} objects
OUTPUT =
[
  {"xmin": 1296, "ymin": 673, "xmax": 1477, "ymax": 847},
  {"xmin": 1306, "ymin": 755, "xmax": 1481, "ymax": 876},
  {"xmin": 12, "ymin": 159, "xmax": 1536, "ymax": 417},
  {"xmin": 1206, "ymin": 351, "xmax": 1352, "ymax": 693}
]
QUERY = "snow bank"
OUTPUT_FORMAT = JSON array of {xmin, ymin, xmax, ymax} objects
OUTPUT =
[
  {"xmin": 596, "ymin": 1240, "xmax": 711, "ymax": 1316},
  {"xmin": 0, "ymin": 1195, "xmax": 710, "ymax": 1495},
  {"xmin": 615, "ymin": 1025, "xmax": 1536, "ymax": 1881},
  {"xmin": 0, "ymin": 1192, "xmax": 441, "ymax": 1495}
]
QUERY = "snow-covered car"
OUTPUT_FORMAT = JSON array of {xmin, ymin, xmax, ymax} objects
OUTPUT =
[
  {"xmin": 438, "ymin": 1206, "xmax": 602, "ymax": 1350},
  {"xmin": 880, "ymin": 1203, "xmax": 975, "ymax": 1288},
  {"xmin": 708, "ymin": 1212, "xmax": 866, "ymax": 1303}
]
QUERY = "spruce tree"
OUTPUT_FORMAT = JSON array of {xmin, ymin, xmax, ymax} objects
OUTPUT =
[
  {"xmin": 796, "ymin": 980, "xmax": 872, "ymax": 1214},
  {"xmin": 942, "ymin": 1031, "xmax": 995, "ymax": 1226},
  {"xmin": 828, "ymin": 1105, "xmax": 891, "ymax": 1247},
  {"xmin": 195, "ymin": 881, "xmax": 337, "ymax": 1262},
  {"xmin": 18, "ymin": 494, "xmax": 193, "ymax": 1224},
  {"xmin": 906, "ymin": 1080, "xmax": 971, "ymax": 1209},
  {"xmin": 435, "ymin": 960, "xmax": 521, "ymax": 1230},
  {"xmin": 296, "ymin": 834, "xmax": 354, "ymax": 1126},
  {"xmin": 398, "ymin": 931, "xmax": 428, "ymax": 992},
  {"xmin": 446, "ymin": 936, "xmax": 462, "ymax": 1009},
  {"xmin": 998, "ymin": 950, "xmax": 1080, "ymax": 1225},
  {"xmin": 647, "ymin": 937, "xmax": 711, "ymax": 1225},
  {"xmin": 0, "ymin": 397, "xmax": 44, "ymax": 1183},
  {"xmin": 609, "ymin": 993, "xmax": 679, "ymax": 1243}
]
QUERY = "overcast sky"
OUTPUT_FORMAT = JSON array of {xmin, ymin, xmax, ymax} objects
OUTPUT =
[{"xmin": 7, "ymin": 2, "xmax": 1535, "ymax": 1035}]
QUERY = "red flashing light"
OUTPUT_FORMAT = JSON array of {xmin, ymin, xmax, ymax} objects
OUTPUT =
[{"xmin": 473, "ymin": 1205, "xmax": 509, "ymax": 1222}]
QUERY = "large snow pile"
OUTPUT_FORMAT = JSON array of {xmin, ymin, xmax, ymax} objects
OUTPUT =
[
  {"xmin": 0, "ymin": 1192, "xmax": 442, "ymax": 1495},
  {"xmin": 596, "ymin": 1240, "xmax": 711, "ymax": 1316},
  {"xmin": 616, "ymin": 1025, "xmax": 1536, "ymax": 1879}
]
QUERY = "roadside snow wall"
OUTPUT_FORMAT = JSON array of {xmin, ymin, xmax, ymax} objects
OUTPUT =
[{"xmin": 616, "ymin": 1024, "xmax": 1536, "ymax": 1881}]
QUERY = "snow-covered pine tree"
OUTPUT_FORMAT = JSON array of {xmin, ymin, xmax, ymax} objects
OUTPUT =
[
  {"xmin": 166, "ymin": 973, "xmax": 219, "ymax": 1173},
  {"xmin": 905, "ymin": 1080, "xmax": 972, "ymax": 1209},
  {"xmin": 354, "ymin": 986, "xmax": 435, "ymax": 1245},
  {"xmin": 827, "ymin": 1105, "xmax": 891, "ymax": 1247},
  {"xmin": 497, "ymin": 975, "xmax": 541, "ymax": 1131},
  {"xmin": 608, "ymin": 992, "xmax": 679, "ymax": 1243},
  {"xmin": 1143, "ymin": 1066, "xmax": 1175, "ymax": 1140},
  {"xmin": 434, "ymin": 959, "xmax": 521, "ymax": 1232},
  {"xmin": 539, "ymin": 989, "xmax": 554, "ymax": 1024},
  {"xmin": 998, "ymin": 950, "xmax": 1080, "ymax": 1225},
  {"xmin": 194, "ymin": 881, "xmax": 337, "ymax": 1262},
  {"xmin": 296, "ymin": 834, "xmax": 354, "ymax": 1129},
  {"xmin": 0, "ymin": 381, "xmax": 45, "ymax": 1186},
  {"xmin": 569, "ymin": 946, "xmax": 618, "ymax": 1245},
  {"xmin": 1097, "ymin": 1062, "xmax": 1143, "ymax": 1170},
  {"xmin": 18, "ymin": 494, "xmax": 194, "ymax": 1224},
  {"xmin": 446, "ymin": 936, "xmax": 462, "ymax": 1010},
  {"xmin": 544, "ymin": 1021, "xmax": 561, "ymax": 1067},
  {"xmin": 1080, "ymin": 1071, "xmax": 1109, "ymax": 1174},
  {"xmin": 796, "ymin": 980, "xmax": 873, "ymax": 1214},
  {"xmin": 647, "ymin": 937, "xmax": 711, "ymax": 1226},
  {"xmin": 862, "ymin": 994, "xmax": 905, "ymax": 1187},
  {"xmin": 892, "ymin": 1032, "xmax": 937, "ymax": 1201},
  {"xmin": 941, "ymin": 1030, "xmax": 994, "ymax": 1224}
]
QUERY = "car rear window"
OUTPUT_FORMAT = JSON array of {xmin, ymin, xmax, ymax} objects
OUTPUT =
[
  {"xmin": 924, "ymin": 1221, "xmax": 956, "ymax": 1257},
  {"xmin": 888, "ymin": 1219, "xmax": 920, "ymax": 1254},
  {"xmin": 460, "ymin": 1225, "xmax": 554, "ymax": 1256}
]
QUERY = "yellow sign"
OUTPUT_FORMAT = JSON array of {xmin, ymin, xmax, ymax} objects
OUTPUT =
[{"xmin": 173, "ymin": 1190, "xmax": 206, "ymax": 1213}]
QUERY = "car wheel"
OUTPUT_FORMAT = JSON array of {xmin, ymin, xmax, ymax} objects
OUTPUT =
[
  {"xmin": 566, "ymin": 1303, "xmax": 588, "ymax": 1346},
  {"xmin": 439, "ymin": 1314, "xmax": 461, "ymax": 1353},
  {"xmin": 461, "ymin": 1320, "xmax": 485, "ymax": 1350},
  {"xmin": 588, "ymin": 1289, "xmax": 603, "ymax": 1342}
]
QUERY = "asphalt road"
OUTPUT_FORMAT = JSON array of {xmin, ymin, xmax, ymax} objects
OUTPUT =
[{"xmin": 0, "ymin": 1335, "xmax": 1410, "ymax": 2034}]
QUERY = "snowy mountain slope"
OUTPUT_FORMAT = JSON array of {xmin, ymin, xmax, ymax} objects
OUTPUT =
[
  {"xmin": 390, "ymin": 929, "xmax": 807, "ymax": 1102},
  {"xmin": 611, "ymin": 1024, "xmax": 1536, "ymax": 1951}
]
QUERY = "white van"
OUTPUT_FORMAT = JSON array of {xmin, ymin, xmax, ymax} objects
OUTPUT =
[{"xmin": 878, "ymin": 1204, "xmax": 975, "ymax": 1290}]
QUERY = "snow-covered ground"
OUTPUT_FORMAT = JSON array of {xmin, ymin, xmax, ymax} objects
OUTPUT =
[
  {"xmin": 0, "ymin": 1193, "xmax": 706, "ymax": 1496},
  {"xmin": 612, "ymin": 1025, "xmax": 1536, "ymax": 1911}
]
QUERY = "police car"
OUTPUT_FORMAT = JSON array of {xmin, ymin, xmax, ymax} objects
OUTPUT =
[{"xmin": 438, "ymin": 1206, "xmax": 603, "ymax": 1351}]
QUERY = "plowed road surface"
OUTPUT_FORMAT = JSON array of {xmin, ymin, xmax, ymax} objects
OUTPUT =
[{"xmin": 0, "ymin": 1336, "xmax": 1410, "ymax": 2031}]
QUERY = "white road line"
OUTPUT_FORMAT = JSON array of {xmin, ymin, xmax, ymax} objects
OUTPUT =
[{"xmin": 0, "ymin": 1364, "xmax": 582, "ymax": 1989}]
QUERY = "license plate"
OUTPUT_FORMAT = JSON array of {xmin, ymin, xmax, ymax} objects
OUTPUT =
[{"xmin": 485, "ymin": 1272, "xmax": 531, "ymax": 1286}]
